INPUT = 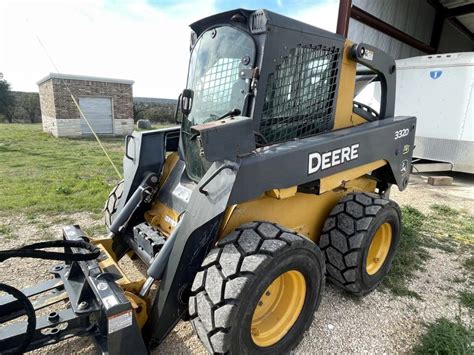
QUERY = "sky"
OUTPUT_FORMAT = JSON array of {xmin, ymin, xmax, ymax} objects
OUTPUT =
[{"xmin": 0, "ymin": 0, "xmax": 339, "ymax": 98}]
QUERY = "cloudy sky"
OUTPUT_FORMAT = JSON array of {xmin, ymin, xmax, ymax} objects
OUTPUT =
[{"xmin": 0, "ymin": 0, "xmax": 338, "ymax": 98}]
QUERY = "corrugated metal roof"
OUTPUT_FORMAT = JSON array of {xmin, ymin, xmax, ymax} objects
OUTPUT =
[
  {"xmin": 439, "ymin": 0, "xmax": 472, "ymax": 9},
  {"xmin": 439, "ymin": 0, "xmax": 474, "ymax": 33},
  {"xmin": 458, "ymin": 13, "xmax": 474, "ymax": 32}
]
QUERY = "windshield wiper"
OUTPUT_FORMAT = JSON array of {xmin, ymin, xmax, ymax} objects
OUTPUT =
[{"xmin": 217, "ymin": 108, "xmax": 241, "ymax": 120}]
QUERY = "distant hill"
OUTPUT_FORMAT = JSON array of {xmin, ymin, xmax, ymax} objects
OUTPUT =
[
  {"xmin": 133, "ymin": 97, "xmax": 177, "ymax": 124},
  {"xmin": 134, "ymin": 97, "xmax": 177, "ymax": 105}
]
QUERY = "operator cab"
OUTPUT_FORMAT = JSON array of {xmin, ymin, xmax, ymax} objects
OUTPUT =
[{"xmin": 177, "ymin": 9, "xmax": 344, "ymax": 182}]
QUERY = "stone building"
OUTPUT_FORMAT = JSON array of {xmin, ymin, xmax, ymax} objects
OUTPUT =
[{"xmin": 37, "ymin": 73, "xmax": 134, "ymax": 137}]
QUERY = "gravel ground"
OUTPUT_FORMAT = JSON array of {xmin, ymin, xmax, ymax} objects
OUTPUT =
[{"xmin": 0, "ymin": 173, "xmax": 472, "ymax": 354}]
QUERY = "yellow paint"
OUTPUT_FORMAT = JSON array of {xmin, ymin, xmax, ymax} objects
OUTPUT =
[
  {"xmin": 351, "ymin": 112, "xmax": 368, "ymax": 126},
  {"xmin": 333, "ymin": 41, "xmax": 374, "ymax": 129},
  {"xmin": 319, "ymin": 160, "xmax": 386, "ymax": 193},
  {"xmin": 159, "ymin": 152, "xmax": 179, "ymax": 186},
  {"xmin": 124, "ymin": 291, "xmax": 148, "ymax": 328},
  {"xmin": 333, "ymin": 40, "xmax": 357, "ymax": 130},
  {"xmin": 92, "ymin": 241, "xmax": 145, "ymax": 289},
  {"xmin": 366, "ymin": 222, "xmax": 392, "ymax": 275},
  {"xmin": 220, "ymin": 177, "xmax": 377, "ymax": 242},
  {"xmin": 265, "ymin": 186, "xmax": 298, "ymax": 199},
  {"xmin": 145, "ymin": 202, "xmax": 180, "ymax": 237},
  {"xmin": 91, "ymin": 238, "xmax": 149, "ymax": 326},
  {"xmin": 91, "ymin": 238, "xmax": 118, "ymax": 262},
  {"xmin": 251, "ymin": 270, "xmax": 306, "ymax": 347},
  {"xmin": 145, "ymin": 152, "xmax": 181, "ymax": 236}
]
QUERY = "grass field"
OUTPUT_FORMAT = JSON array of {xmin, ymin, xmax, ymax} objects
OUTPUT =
[{"xmin": 0, "ymin": 124, "xmax": 124, "ymax": 215}]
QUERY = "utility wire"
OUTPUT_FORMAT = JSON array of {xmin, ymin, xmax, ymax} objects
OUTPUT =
[{"xmin": 35, "ymin": 34, "xmax": 123, "ymax": 179}]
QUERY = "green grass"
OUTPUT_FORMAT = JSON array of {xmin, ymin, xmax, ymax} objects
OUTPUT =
[
  {"xmin": 413, "ymin": 318, "xmax": 473, "ymax": 355},
  {"xmin": 425, "ymin": 204, "xmax": 474, "ymax": 245},
  {"xmin": 382, "ymin": 204, "xmax": 474, "ymax": 298},
  {"xmin": 459, "ymin": 290, "xmax": 474, "ymax": 311},
  {"xmin": 463, "ymin": 256, "xmax": 474, "ymax": 273},
  {"xmin": 0, "ymin": 224, "xmax": 15, "ymax": 239},
  {"xmin": 0, "ymin": 124, "xmax": 124, "ymax": 215},
  {"xmin": 430, "ymin": 203, "xmax": 460, "ymax": 217},
  {"xmin": 382, "ymin": 206, "xmax": 430, "ymax": 298},
  {"xmin": 452, "ymin": 277, "xmax": 467, "ymax": 284}
]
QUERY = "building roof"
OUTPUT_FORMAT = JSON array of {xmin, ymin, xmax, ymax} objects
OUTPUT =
[{"xmin": 37, "ymin": 73, "xmax": 134, "ymax": 86}]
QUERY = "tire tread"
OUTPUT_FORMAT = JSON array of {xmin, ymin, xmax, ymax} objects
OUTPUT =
[
  {"xmin": 319, "ymin": 192, "xmax": 399, "ymax": 295},
  {"xmin": 190, "ymin": 221, "xmax": 319, "ymax": 353}
]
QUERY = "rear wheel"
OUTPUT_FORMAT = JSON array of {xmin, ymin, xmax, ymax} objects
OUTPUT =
[
  {"xmin": 189, "ymin": 222, "xmax": 325, "ymax": 353},
  {"xmin": 319, "ymin": 192, "xmax": 401, "ymax": 295},
  {"xmin": 103, "ymin": 180, "xmax": 123, "ymax": 231}
]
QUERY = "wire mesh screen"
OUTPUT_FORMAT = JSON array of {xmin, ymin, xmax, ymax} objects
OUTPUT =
[
  {"xmin": 193, "ymin": 57, "xmax": 241, "ymax": 115},
  {"xmin": 260, "ymin": 44, "xmax": 340, "ymax": 144}
]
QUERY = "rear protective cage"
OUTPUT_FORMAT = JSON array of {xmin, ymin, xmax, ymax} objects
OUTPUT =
[{"xmin": 260, "ymin": 44, "xmax": 341, "ymax": 145}]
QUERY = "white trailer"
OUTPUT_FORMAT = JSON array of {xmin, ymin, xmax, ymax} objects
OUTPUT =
[{"xmin": 394, "ymin": 52, "xmax": 474, "ymax": 174}]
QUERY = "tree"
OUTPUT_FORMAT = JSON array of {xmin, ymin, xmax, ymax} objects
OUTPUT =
[
  {"xmin": 133, "ymin": 102, "xmax": 149, "ymax": 122},
  {"xmin": 19, "ymin": 93, "xmax": 40, "ymax": 123},
  {"xmin": 0, "ymin": 81, "xmax": 16, "ymax": 123}
]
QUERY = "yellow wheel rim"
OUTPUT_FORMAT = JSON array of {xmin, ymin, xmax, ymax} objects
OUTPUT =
[
  {"xmin": 366, "ymin": 222, "xmax": 392, "ymax": 275},
  {"xmin": 251, "ymin": 270, "xmax": 306, "ymax": 347}
]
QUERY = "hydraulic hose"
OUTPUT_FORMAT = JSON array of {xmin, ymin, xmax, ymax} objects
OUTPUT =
[{"xmin": 0, "ymin": 239, "xmax": 100, "ymax": 353}]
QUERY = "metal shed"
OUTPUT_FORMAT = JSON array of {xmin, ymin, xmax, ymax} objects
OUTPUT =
[{"xmin": 336, "ymin": 0, "xmax": 474, "ymax": 58}]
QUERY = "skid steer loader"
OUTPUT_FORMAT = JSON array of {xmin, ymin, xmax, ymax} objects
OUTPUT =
[{"xmin": 0, "ymin": 8, "xmax": 416, "ymax": 354}]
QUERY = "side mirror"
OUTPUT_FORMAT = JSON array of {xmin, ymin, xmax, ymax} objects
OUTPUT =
[
  {"xmin": 181, "ymin": 89, "xmax": 194, "ymax": 116},
  {"xmin": 174, "ymin": 93, "xmax": 183, "ymax": 124}
]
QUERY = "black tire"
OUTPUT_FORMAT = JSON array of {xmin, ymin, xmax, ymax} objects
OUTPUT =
[
  {"xmin": 189, "ymin": 222, "xmax": 325, "ymax": 354},
  {"xmin": 103, "ymin": 180, "xmax": 123, "ymax": 231},
  {"xmin": 319, "ymin": 192, "xmax": 401, "ymax": 296}
]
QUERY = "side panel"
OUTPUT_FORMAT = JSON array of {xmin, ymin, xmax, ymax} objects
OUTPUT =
[
  {"xmin": 220, "ymin": 176, "xmax": 377, "ymax": 241},
  {"xmin": 144, "ymin": 161, "xmax": 239, "ymax": 347},
  {"xmin": 118, "ymin": 127, "xmax": 180, "ymax": 212},
  {"xmin": 230, "ymin": 116, "xmax": 416, "ymax": 205}
]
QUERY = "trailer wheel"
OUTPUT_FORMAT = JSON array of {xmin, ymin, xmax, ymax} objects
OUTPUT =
[
  {"xmin": 319, "ymin": 192, "xmax": 401, "ymax": 295},
  {"xmin": 104, "ymin": 180, "xmax": 123, "ymax": 231},
  {"xmin": 189, "ymin": 222, "xmax": 325, "ymax": 353}
]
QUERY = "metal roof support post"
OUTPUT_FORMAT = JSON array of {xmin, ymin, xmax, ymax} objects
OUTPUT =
[{"xmin": 336, "ymin": 0, "xmax": 352, "ymax": 37}]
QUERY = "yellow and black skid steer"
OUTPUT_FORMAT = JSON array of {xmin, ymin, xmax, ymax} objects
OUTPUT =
[{"xmin": 0, "ymin": 8, "xmax": 416, "ymax": 354}]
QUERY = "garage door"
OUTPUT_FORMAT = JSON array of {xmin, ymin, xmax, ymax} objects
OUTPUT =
[{"xmin": 79, "ymin": 97, "xmax": 113, "ymax": 135}]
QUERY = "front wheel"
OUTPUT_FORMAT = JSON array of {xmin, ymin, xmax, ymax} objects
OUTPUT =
[{"xmin": 189, "ymin": 222, "xmax": 325, "ymax": 353}]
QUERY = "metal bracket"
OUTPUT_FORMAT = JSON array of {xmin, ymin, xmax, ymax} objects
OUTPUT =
[{"xmin": 350, "ymin": 43, "xmax": 396, "ymax": 119}]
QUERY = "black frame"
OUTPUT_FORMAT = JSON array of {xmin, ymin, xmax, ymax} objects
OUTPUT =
[
  {"xmin": 189, "ymin": 8, "xmax": 345, "ymax": 142},
  {"xmin": 0, "ymin": 226, "xmax": 147, "ymax": 354}
]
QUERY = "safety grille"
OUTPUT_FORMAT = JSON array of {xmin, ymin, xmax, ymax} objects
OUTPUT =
[
  {"xmin": 260, "ymin": 44, "xmax": 340, "ymax": 145},
  {"xmin": 193, "ymin": 57, "xmax": 241, "ymax": 115}
]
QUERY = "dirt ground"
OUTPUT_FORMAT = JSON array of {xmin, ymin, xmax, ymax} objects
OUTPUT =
[
  {"xmin": 391, "ymin": 172, "xmax": 474, "ymax": 215},
  {"xmin": 0, "ymin": 172, "xmax": 472, "ymax": 354}
]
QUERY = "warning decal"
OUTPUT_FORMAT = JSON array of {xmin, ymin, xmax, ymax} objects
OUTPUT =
[{"xmin": 108, "ymin": 310, "xmax": 133, "ymax": 334}]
